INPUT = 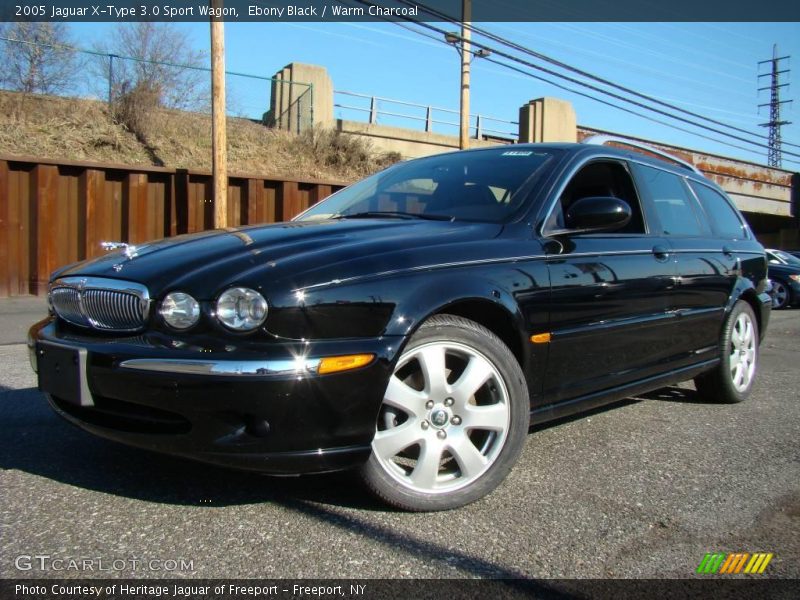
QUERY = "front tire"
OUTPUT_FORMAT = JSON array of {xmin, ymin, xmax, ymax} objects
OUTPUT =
[
  {"xmin": 360, "ymin": 314, "xmax": 529, "ymax": 511},
  {"xmin": 694, "ymin": 300, "xmax": 759, "ymax": 404}
]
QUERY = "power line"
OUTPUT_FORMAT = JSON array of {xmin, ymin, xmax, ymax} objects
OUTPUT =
[
  {"xmin": 389, "ymin": 20, "xmax": 798, "ymax": 164},
  {"xmin": 393, "ymin": 0, "xmax": 800, "ymax": 152},
  {"xmin": 361, "ymin": 0, "xmax": 800, "ymax": 160},
  {"xmin": 479, "ymin": 57, "xmax": 797, "ymax": 163},
  {"xmin": 348, "ymin": 6, "xmax": 800, "ymax": 165}
]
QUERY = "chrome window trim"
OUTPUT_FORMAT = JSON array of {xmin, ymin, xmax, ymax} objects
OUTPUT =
[{"xmin": 538, "ymin": 154, "xmax": 653, "ymax": 238}]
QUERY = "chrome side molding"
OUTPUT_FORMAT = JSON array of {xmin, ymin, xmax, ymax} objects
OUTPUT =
[{"xmin": 119, "ymin": 357, "xmax": 323, "ymax": 378}]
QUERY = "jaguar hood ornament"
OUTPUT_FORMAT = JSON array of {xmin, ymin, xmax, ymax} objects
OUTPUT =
[
  {"xmin": 101, "ymin": 241, "xmax": 140, "ymax": 272},
  {"xmin": 101, "ymin": 241, "xmax": 138, "ymax": 259}
]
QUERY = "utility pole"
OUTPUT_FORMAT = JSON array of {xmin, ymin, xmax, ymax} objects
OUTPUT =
[
  {"xmin": 758, "ymin": 44, "xmax": 792, "ymax": 168},
  {"xmin": 459, "ymin": 0, "xmax": 471, "ymax": 150},
  {"xmin": 210, "ymin": 0, "xmax": 228, "ymax": 228}
]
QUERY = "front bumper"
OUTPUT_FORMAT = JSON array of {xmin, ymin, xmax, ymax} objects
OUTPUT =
[{"xmin": 29, "ymin": 318, "xmax": 402, "ymax": 474}]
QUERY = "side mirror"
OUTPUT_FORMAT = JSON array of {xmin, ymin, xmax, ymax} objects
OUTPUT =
[{"xmin": 565, "ymin": 196, "xmax": 632, "ymax": 233}]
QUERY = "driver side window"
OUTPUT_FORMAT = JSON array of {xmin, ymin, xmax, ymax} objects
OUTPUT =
[{"xmin": 545, "ymin": 160, "xmax": 646, "ymax": 234}]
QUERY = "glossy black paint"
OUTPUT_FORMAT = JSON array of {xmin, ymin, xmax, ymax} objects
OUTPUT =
[
  {"xmin": 564, "ymin": 196, "xmax": 632, "ymax": 231},
  {"xmin": 31, "ymin": 143, "xmax": 772, "ymax": 474}
]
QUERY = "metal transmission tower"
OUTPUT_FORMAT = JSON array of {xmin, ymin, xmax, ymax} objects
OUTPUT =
[{"xmin": 758, "ymin": 44, "xmax": 792, "ymax": 167}]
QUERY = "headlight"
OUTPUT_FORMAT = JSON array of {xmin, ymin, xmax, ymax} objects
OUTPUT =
[
  {"xmin": 160, "ymin": 292, "xmax": 200, "ymax": 330},
  {"xmin": 216, "ymin": 287, "xmax": 268, "ymax": 331},
  {"xmin": 790, "ymin": 274, "xmax": 800, "ymax": 283}
]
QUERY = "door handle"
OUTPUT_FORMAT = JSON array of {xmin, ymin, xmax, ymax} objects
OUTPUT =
[
  {"xmin": 722, "ymin": 246, "xmax": 734, "ymax": 258},
  {"xmin": 652, "ymin": 245, "xmax": 670, "ymax": 261}
]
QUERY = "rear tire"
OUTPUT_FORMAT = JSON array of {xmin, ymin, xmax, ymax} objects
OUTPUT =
[
  {"xmin": 360, "ymin": 314, "xmax": 529, "ymax": 511},
  {"xmin": 694, "ymin": 301, "xmax": 759, "ymax": 404}
]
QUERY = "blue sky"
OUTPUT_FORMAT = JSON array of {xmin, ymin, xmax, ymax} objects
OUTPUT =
[{"xmin": 70, "ymin": 21, "xmax": 800, "ymax": 169}]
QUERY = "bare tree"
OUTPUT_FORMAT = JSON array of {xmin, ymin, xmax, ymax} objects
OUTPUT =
[
  {"xmin": 0, "ymin": 22, "xmax": 80, "ymax": 94},
  {"xmin": 95, "ymin": 22, "xmax": 209, "ymax": 111}
]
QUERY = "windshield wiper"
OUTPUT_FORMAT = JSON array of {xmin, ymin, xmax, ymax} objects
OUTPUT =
[{"xmin": 334, "ymin": 211, "xmax": 454, "ymax": 222}]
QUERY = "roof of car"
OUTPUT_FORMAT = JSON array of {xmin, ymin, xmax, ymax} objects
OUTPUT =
[{"xmin": 461, "ymin": 142, "xmax": 706, "ymax": 180}]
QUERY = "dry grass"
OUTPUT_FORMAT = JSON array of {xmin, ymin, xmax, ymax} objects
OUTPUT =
[
  {"xmin": 0, "ymin": 91, "xmax": 150, "ymax": 164},
  {"xmin": 0, "ymin": 90, "xmax": 400, "ymax": 181}
]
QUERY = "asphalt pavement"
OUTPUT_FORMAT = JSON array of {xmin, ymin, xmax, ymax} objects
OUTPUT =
[{"xmin": 0, "ymin": 300, "xmax": 797, "ymax": 580}]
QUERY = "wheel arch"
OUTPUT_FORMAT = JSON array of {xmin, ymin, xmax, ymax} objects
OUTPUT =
[
  {"xmin": 727, "ymin": 279, "xmax": 767, "ymax": 341},
  {"xmin": 431, "ymin": 299, "xmax": 527, "ymax": 370},
  {"xmin": 386, "ymin": 277, "xmax": 532, "ymax": 376}
]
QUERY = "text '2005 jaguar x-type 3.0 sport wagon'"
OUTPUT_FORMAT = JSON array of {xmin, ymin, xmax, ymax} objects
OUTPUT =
[{"xmin": 29, "ymin": 136, "xmax": 771, "ymax": 511}]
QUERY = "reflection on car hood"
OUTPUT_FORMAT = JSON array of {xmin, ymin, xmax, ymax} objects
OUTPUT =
[{"xmin": 55, "ymin": 219, "xmax": 505, "ymax": 298}]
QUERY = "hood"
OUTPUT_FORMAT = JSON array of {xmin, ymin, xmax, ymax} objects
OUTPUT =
[{"xmin": 56, "ymin": 219, "xmax": 506, "ymax": 299}]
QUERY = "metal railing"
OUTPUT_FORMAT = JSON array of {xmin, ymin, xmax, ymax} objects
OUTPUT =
[{"xmin": 334, "ymin": 90, "xmax": 519, "ymax": 140}]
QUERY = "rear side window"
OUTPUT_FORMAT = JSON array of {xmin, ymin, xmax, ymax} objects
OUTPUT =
[
  {"xmin": 689, "ymin": 181, "xmax": 746, "ymax": 240},
  {"xmin": 636, "ymin": 165, "xmax": 704, "ymax": 236}
]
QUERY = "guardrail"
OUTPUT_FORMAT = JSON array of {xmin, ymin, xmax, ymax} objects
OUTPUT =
[{"xmin": 334, "ymin": 90, "xmax": 518, "ymax": 140}]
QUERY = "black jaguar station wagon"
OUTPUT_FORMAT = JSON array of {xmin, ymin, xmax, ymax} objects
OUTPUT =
[{"xmin": 29, "ymin": 136, "xmax": 771, "ymax": 511}]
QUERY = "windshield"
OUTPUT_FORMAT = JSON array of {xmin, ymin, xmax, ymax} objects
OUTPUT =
[
  {"xmin": 296, "ymin": 147, "xmax": 558, "ymax": 224},
  {"xmin": 770, "ymin": 249, "xmax": 800, "ymax": 266}
]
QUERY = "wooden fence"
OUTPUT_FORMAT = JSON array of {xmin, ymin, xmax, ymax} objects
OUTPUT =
[{"xmin": 0, "ymin": 155, "xmax": 345, "ymax": 298}]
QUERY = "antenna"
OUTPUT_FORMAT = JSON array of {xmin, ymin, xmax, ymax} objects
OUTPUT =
[{"xmin": 758, "ymin": 44, "xmax": 792, "ymax": 168}]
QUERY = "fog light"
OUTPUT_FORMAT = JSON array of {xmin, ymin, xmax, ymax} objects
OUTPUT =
[{"xmin": 318, "ymin": 354, "xmax": 374, "ymax": 375}]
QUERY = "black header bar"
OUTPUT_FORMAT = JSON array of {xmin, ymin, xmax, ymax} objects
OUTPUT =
[{"xmin": 2, "ymin": 0, "xmax": 799, "ymax": 23}]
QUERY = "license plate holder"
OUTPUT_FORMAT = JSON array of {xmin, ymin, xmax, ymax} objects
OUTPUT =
[{"xmin": 36, "ymin": 342, "xmax": 93, "ymax": 406}]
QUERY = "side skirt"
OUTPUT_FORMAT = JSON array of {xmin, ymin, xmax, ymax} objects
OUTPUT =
[{"xmin": 530, "ymin": 358, "xmax": 720, "ymax": 425}]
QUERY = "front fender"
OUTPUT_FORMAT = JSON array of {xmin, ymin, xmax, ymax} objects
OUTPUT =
[
  {"xmin": 383, "ymin": 272, "xmax": 526, "ymax": 338},
  {"xmin": 263, "ymin": 266, "xmax": 535, "ymax": 348}
]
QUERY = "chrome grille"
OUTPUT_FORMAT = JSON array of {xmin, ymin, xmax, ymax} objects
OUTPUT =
[
  {"xmin": 49, "ymin": 277, "xmax": 150, "ymax": 332},
  {"xmin": 50, "ymin": 287, "xmax": 84, "ymax": 325}
]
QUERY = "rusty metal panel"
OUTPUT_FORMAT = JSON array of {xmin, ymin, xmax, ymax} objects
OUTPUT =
[
  {"xmin": 279, "ymin": 181, "xmax": 302, "ymax": 221},
  {"xmin": 31, "ymin": 164, "xmax": 60, "ymax": 295},
  {"xmin": 0, "ymin": 155, "xmax": 345, "ymax": 297},
  {"xmin": 0, "ymin": 160, "xmax": 9, "ymax": 297},
  {"xmin": 11, "ymin": 165, "xmax": 32, "ymax": 296},
  {"xmin": 227, "ymin": 179, "xmax": 243, "ymax": 228}
]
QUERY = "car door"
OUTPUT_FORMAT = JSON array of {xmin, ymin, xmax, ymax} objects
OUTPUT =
[
  {"xmin": 631, "ymin": 163, "xmax": 739, "ymax": 366},
  {"xmin": 540, "ymin": 159, "xmax": 677, "ymax": 403}
]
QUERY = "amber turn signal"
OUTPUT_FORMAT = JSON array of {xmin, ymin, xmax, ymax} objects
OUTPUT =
[
  {"xmin": 318, "ymin": 354, "xmax": 375, "ymax": 375},
  {"xmin": 530, "ymin": 332, "xmax": 552, "ymax": 344}
]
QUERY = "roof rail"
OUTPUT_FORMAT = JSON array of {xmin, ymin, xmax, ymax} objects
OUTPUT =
[{"xmin": 582, "ymin": 134, "xmax": 703, "ymax": 176}]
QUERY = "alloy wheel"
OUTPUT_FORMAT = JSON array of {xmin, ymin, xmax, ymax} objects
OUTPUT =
[
  {"xmin": 771, "ymin": 281, "xmax": 788, "ymax": 309},
  {"xmin": 372, "ymin": 341, "xmax": 511, "ymax": 494},
  {"xmin": 729, "ymin": 311, "xmax": 756, "ymax": 393}
]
